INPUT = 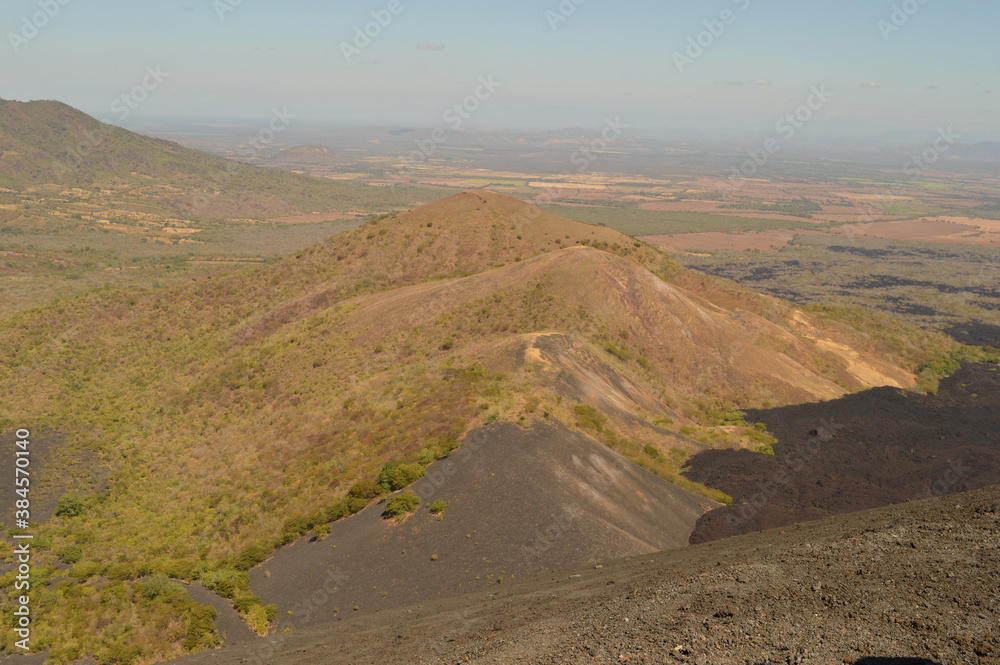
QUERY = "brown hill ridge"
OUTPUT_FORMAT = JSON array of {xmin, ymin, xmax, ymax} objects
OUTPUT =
[
  {"xmin": 338, "ymin": 241, "xmax": 913, "ymax": 405},
  {"xmin": 0, "ymin": 189, "xmax": 956, "ymax": 660},
  {"xmin": 236, "ymin": 190, "xmax": 923, "ymax": 400}
]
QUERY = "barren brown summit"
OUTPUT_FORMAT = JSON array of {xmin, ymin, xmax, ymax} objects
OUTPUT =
[{"xmin": 299, "ymin": 189, "xmax": 657, "ymax": 276}]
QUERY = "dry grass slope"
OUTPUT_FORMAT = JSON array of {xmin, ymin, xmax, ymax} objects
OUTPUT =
[{"xmin": 0, "ymin": 191, "xmax": 959, "ymax": 662}]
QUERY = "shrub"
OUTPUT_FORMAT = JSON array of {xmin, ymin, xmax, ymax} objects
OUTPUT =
[
  {"xmin": 325, "ymin": 500, "xmax": 349, "ymax": 522},
  {"xmin": 603, "ymin": 342, "xmax": 632, "ymax": 362},
  {"xmin": 96, "ymin": 641, "xmax": 142, "ymax": 665},
  {"xmin": 137, "ymin": 573, "xmax": 182, "ymax": 600},
  {"xmin": 200, "ymin": 568, "xmax": 249, "ymax": 599},
  {"xmin": 418, "ymin": 436, "xmax": 461, "ymax": 464},
  {"xmin": 183, "ymin": 605, "xmax": 218, "ymax": 651},
  {"xmin": 233, "ymin": 595, "xmax": 261, "ymax": 614},
  {"xmin": 55, "ymin": 494, "xmax": 84, "ymax": 518},
  {"xmin": 642, "ymin": 445, "xmax": 665, "ymax": 462},
  {"xmin": 377, "ymin": 461, "xmax": 426, "ymax": 493},
  {"xmin": 58, "ymin": 544, "xmax": 83, "ymax": 565},
  {"xmin": 280, "ymin": 516, "xmax": 313, "ymax": 544},
  {"xmin": 232, "ymin": 544, "xmax": 268, "ymax": 571},
  {"xmin": 105, "ymin": 562, "xmax": 139, "ymax": 580},
  {"xmin": 429, "ymin": 500, "xmax": 446, "ymax": 514},
  {"xmin": 347, "ymin": 478, "xmax": 382, "ymax": 499},
  {"xmin": 263, "ymin": 603, "xmax": 278, "ymax": 622},
  {"xmin": 345, "ymin": 497, "xmax": 367, "ymax": 514},
  {"xmin": 245, "ymin": 603, "xmax": 272, "ymax": 635},
  {"xmin": 382, "ymin": 491, "xmax": 420, "ymax": 519},
  {"xmin": 71, "ymin": 561, "xmax": 105, "ymax": 580},
  {"xmin": 573, "ymin": 404, "xmax": 605, "ymax": 431}
]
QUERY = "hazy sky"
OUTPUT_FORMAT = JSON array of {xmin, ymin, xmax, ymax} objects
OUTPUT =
[{"xmin": 2, "ymin": 0, "xmax": 998, "ymax": 141}]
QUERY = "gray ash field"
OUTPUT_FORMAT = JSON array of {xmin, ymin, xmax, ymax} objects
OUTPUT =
[
  {"xmin": 164, "ymin": 484, "xmax": 1000, "ymax": 665},
  {"xmin": 250, "ymin": 422, "xmax": 714, "ymax": 626}
]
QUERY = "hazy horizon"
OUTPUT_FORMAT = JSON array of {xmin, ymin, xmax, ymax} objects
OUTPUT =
[{"xmin": 2, "ymin": 0, "xmax": 999, "ymax": 144}]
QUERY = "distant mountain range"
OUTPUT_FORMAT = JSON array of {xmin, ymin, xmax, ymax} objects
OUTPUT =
[{"xmin": 0, "ymin": 98, "xmax": 440, "ymax": 219}]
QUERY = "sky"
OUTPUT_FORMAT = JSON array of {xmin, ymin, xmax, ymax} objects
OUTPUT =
[{"xmin": 1, "ymin": 0, "xmax": 999, "ymax": 142}]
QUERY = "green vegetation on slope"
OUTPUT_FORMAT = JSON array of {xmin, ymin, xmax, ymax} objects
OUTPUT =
[{"xmin": 0, "ymin": 192, "xmax": 959, "ymax": 662}]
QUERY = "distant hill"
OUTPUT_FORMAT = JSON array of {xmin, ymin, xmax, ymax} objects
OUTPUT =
[
  {"xmin": 951, "ymin": 141, "xmax": 1000, "ymax": 161},
  {"xmin": 0, "ymin": 98, "xmax": 440, "ymax": 219},
  {"xmin": 276, "ymin": 145, "xmax": 334, "ymax": 163},
  {"xmin": 0, "ymin": 191, "xmax": 956, "ymax": 660}
]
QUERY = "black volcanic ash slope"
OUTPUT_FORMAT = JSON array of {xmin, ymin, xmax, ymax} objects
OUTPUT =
[
  {"xmin": 685, "ymin": 362, "xmax": 1000, "ymax": 543},
  {"xmin": 249, "ymin": 421, "xmax": 715, "ymax": 625},
  {"xmin": 164, "ymin": 483, "xmax": 1000, "ymax": 665}
]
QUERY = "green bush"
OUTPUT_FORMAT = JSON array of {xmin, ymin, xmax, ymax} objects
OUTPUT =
[
  {"xmin": 58, "ymin": 544, "xmax": 83, "ymax": 565},
  {"xmin": 429, "ymin": 500, "xmax": 446, "ymax": 514},
  {"xmin": 183, "ymin": 605, "xmax": 218, "ymax": 651},
  {"xmin": 642, "ymin": 445, "xmax": 665, "ymax": 462},
  {"xmin": 71, "ymin": 561, "xmax": 105, "ymax": 580},
  {"xmin": 55, "ymin": 494, "xmax": 85, "ymax": 518},
  {"xmin": 96, "ymin": 641, "xmax": 142, "ymax": 665},
  {"xmin": 377, "ymin": 461, "xmax": 426, "ymax": 493},
  {"xmin": 233, "ymin": 595, "xmax": 261, "ymax": 614},
  {"xmin": 347, "ymin": 478, "xmax": 382, "ymax": 499},
  {"xmin": 573, "ymin": 404, "xmax": 605, "ymax": 431},
  {"xmin": 280, "ymin": 516, "xmax": 314, "ymax": 544},
  {"xmin": 137, "ymin": 573, "xmax": 182, "ymax": 600},
  {"xmin": 263, "ymin": 603, "xmax": 278, "ymax": 622},
  {"xmin": 382, "ymin": 491, "xmax": 420, "ymax": 519},
  {"xmin": 244, "ymin": 603, "xmax": 272, "ymax": 635},
  {"xmin": 324, "ymin": 495, "xmax": 369, "ymax": 523},
  {"xmin": 200, "ymin": 568, "xmax": 249, "ymax": 599},
  {"xmin": 232, "ymin": 544, "xmax": 269, "ymax": 571}
]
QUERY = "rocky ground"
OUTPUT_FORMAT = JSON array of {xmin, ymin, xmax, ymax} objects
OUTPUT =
[{"xmin": 164, "ymin": 483, "xmax": 1000, "ymax": 665}]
